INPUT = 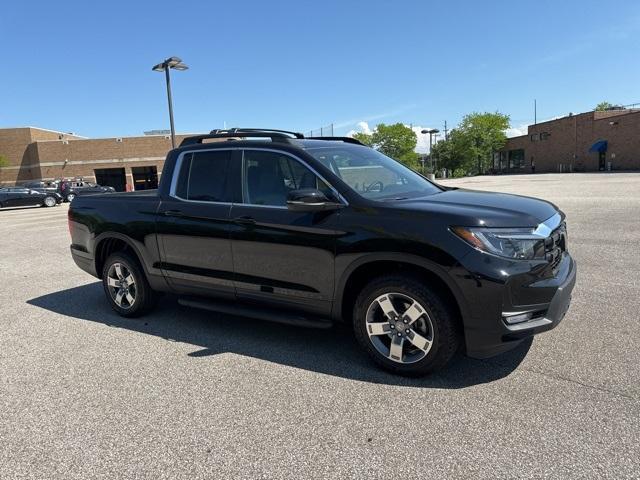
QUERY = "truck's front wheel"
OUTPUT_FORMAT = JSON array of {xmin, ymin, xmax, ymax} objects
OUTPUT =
[
  {"xmin": 102, "ymin": 252, "xmax": 157, "ymax": 317},
  {"xmin": 353, "ymin": 275, "xmax": 461, "ymax": 376}
]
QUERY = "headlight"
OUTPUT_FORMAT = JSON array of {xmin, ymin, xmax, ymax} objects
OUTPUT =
[{"xmin": 451, "ymin": 226, "xmax": 546, "ymax": 260}]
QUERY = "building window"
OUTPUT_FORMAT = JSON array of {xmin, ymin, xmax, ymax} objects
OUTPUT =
[
  {"xmin": 508, "ymin": 149, "xmax": 525, "ymax": 169},
  {"xmin": 530, "ymin": 133, "xmax": 539, "ymax": 142},
  {"xmin": 493, "ymin": 152, "xmax": 500, "ymax": 170},
  {"xmin": 500, "ymin": 151, "xmax": 507, "ymax": 171},
  {"xmin": 540, "ymin": 132, "xmax": 551, "ymax": 140}
]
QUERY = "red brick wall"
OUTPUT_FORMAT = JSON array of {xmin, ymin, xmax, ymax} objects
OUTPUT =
[
  {"xmin": 499, "ymin": 110, "xmax": 640, "ymax": 172},
  {"xmin": 0, "ymin": 127, "xmax": 195, "ymax": 186}
]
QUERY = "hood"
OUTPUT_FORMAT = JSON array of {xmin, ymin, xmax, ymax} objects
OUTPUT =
[{"xmin": 392, "ymin": 188, "xmax": 560, "ymax": 228}]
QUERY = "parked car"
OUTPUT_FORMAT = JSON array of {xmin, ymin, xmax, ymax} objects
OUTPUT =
[
  {"xmin": 20, "ymin": 180, "xmax": 61, "ymax": 197},
  {"xmin": 60, "ymin": 180, "xmax": 116, "ymax": 202},
  {"xmin": 18, "ymin": 179, "xmax": 115, "ymax": 202},
  {"xmin": 68, "ymin": 128, "xmax": 576, "ymax": 376},
  {"xmin": 0, "ymin": 187, "xmax": 62, "ymax": 208}
]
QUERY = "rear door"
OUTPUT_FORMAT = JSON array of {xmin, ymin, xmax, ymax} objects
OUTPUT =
[
  {"xmin": 157, "ymin": 148, "xmax": 240, "ymax": 299},
  {"xmin": 229, "ymin": 148, "xmax": 342, "ymax": 317}
]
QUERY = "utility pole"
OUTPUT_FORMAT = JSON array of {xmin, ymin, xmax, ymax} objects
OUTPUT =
[
  {"xmin": 534, "ymin": 99, "xmax": 537, "ymax": 125},
  {"xmin": 444, "ymin": 120, "xmax": 448, "ymax": 141}
]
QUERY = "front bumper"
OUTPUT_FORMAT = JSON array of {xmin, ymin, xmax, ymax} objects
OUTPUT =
[{"xmin": 457, "ymin": 252, "xmax": 577, "ymax": 359}]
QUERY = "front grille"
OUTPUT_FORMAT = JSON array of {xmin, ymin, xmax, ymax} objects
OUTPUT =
[{"xmin": 545, "ymin": 222, "xmax": 567, "ymax": 267}]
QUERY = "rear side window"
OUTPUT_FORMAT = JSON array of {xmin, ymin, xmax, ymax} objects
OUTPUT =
[{"xmin": 175, "ymin": 150, "xmax": 232, "ymax": 202}]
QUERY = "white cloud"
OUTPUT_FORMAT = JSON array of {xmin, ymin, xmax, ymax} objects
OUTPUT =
[
  {"xmin": 346, "ymin": 121, "xmax": 372, "ymax": 138},
  {"xmin": 506, "ymin": 124, "xmax": 528, "ymax": 138},
  {"xmin": 356, "ymin": 121, "xmax": 372, "ymax": 135},
  {"xmin": 409, "ymin": 125, "xmax": 438, "ymax": 154}
]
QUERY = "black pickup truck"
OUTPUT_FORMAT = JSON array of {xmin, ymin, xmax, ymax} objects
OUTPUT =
[{"xmin": 69, "ymin": 128, "xmax": 576, "ymax": 375}]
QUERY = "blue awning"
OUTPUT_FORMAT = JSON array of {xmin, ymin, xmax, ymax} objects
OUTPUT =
[{"xmin": 589, "ymin": 140, "xmax": 607, "ymax": 153}]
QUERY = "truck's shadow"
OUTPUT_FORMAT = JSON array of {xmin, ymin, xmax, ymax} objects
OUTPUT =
[{"xmin": 28, "ymin": 282, "xmax": 531, "ymax": 389}]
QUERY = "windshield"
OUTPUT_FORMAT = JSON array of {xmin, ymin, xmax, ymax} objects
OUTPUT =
[{"xmin": 306, "ymin": 144, "xmax": 442, "ymax": 200}]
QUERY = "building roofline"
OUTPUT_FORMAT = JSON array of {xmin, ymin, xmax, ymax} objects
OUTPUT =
[
  {"xmin": 0, "ymin": 126, "xmax": 88, "ymax": 138},
  {"xmin": 0, "ymin": 125, "xmax": 205, "ymax": 143},
  {"xmin": 531, "ymin": 108, "xmax": 640, "ymax": 128},
  {"xmin": 31, "ymin": 132, "xmax": 204, "ymax": 143}
]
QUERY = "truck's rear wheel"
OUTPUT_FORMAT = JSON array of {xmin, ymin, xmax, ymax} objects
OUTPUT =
[
  {"xmin": 102, "ymin": 252, "xmax": 157, "ymax": 317},
  {"xmin": 353, "ymin": 274, "xmax": 460, "ymax": 376}
]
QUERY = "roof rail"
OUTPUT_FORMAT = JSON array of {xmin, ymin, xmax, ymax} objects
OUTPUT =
[
  {"xmin": 180, "ymin": 130, "xmax": 297, "ymax": 147},
  {"xmin": 179, "ymin": 130, "xmax": 365, "ymax": 147},
  {"xmin": 211, "ymin": 128, "xmax": 305, "ymax": 139},
  {"xmin": 305, "ymin": 136, "xmax": 365, "ymax": 146}
]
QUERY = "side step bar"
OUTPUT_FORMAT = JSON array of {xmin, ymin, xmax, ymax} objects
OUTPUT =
[{"xmin": 177, "ymin": 297, "xmax": 333, "ymax": 329}]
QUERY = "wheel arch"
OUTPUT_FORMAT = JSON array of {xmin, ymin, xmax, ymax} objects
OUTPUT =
[
  {"xmin": 94, "ymin": 232, "xmax": 146, "ymax": 278},
  {"xmin": 333, "ymin": 253, "xmax": 470, "ymax": 328}
]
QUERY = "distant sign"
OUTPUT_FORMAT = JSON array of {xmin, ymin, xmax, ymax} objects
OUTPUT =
[{"xmin": 143, "ymin": 130, "xmax": 171, "ymax": 136}]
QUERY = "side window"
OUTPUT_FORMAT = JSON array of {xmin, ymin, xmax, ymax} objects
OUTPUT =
[
  {"xmin": 175, "ymin": 150, "xmax": 232, "ymax": 202},
  {"xmin": 243, "ymin": 150, "xmax": 333, "ymax": 206}
]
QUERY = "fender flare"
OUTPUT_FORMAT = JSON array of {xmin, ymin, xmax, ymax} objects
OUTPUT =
[
  {"xmin": 93, "ymin": 231, "xmax": 152, "ymax": 277},
  {"xmin": 331, "ymin": 252, "xmax": 470, "ymax": 322}
]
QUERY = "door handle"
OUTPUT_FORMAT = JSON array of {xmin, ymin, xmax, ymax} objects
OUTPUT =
[
  {"xmin": 233, "ymin": 215, "xmax": 256, "ymax": 225},
  {"xmin": 164, "ymin": 210, "xmax": 184, "ymax": 217}
]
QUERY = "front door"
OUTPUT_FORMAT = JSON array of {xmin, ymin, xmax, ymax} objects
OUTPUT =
[
  {"xmin": 598, "ymin": 152, "xmax": 606, "ymax": 171},
  {"xmin": 7, "ymin": 188, "xmax": 37, "ymax": 207},
  {"xmin": 229, "ymin": 149, "xmax": 342, "ymax": 317},
  {"xmin": 157, "ymin": 149, "xmax": 240, "ymax": 299}
]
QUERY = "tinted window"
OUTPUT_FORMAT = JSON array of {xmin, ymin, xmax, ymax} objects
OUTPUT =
[
  {"xmin": 243, "ymin": 150, "xmax": 331, "ymax": 206},
  {"xmin": 307, "ymin": 144, "xmax": 442, "ymax": 200},
  {"xmin": 176, "ymin": 150, "xmax": 232, "ymax": 202}
]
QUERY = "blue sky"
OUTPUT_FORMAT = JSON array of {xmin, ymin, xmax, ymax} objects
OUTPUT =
[{"xmin": 2, "ymin": 0, "xmax": 639, "ymax": 150}]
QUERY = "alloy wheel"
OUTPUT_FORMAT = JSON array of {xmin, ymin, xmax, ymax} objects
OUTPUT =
[
  {"xmin": 44, "ymin": 196, "xmax": 56, "ymax": 207},
  {"xmin": 106, "ymin": 262, "xmax": 137, "ymax": 309},
  {"xmin": 365, "ymin": 292, "xmax": 434, "ymax": 364}
]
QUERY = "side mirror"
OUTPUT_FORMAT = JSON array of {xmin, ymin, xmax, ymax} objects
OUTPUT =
[{"xmin": 286, "ymin": 189, "xmax": 343, "ymax": 212}]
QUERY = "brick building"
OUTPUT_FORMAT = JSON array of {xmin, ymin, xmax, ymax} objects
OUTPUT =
[
  {"xmin": 0, "ymin": 127, "xmax": 194, "ymax": 190},
  {"xmin": 494, "ymin": 108, "xmax": 640, "ymax": 173}
]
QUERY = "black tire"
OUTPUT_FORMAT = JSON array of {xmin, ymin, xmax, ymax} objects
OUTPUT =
[
  {"xmin": 101, "ymin": 251, "xmax": 158, "ymax": 317},
  {"xmin": 352, "ymin": 274, "xmax": 460, "ymax": 376},
  {"xmin": 42, "ymin": 195, "xmax": 57, "ymax": 207}
]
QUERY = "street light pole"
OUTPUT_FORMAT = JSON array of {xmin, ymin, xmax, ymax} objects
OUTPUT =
[
  {"xmin": 152, "ymin": 56, "xmax": 188, "ymax": 149},
  {"xmin": 164, "ymin": 67, "xmax": 176, "ymax": 148},
  {"xmin": 421, "ymin": 128, "xmax": 439, "ymax": 174}
]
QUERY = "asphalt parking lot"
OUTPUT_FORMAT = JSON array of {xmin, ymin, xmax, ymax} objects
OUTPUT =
[{"xmin": 1, "ymin": 173, "xmax": 639, "ymax": 479}]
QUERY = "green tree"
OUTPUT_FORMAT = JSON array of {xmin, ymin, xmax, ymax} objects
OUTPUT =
[
  {"xmin": 430, "ymin": 112, "xmax": 510, "ymax": 176},
  {"xmin": 457, "ymin": 112, "xmax": 510, "ymax": 174},
  {"xmin": 595, "ymin": 101, "xmax": 614, "ymax": 111},
  {"xmin": 431, "ymin": 129, "xmax": 470, "ymax": 177},
  {"xmin": 352, "ymin": 132, "xmax": 373, "ymax": 147},
  {"xmin": 353, "ymin": 123, "xmax": 419, "ymax": 168}
]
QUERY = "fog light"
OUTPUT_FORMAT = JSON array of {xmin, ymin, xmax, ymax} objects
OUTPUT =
[{"xmin": 503, "ymin": 312, "xmax": 533, "ymax": 325}]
